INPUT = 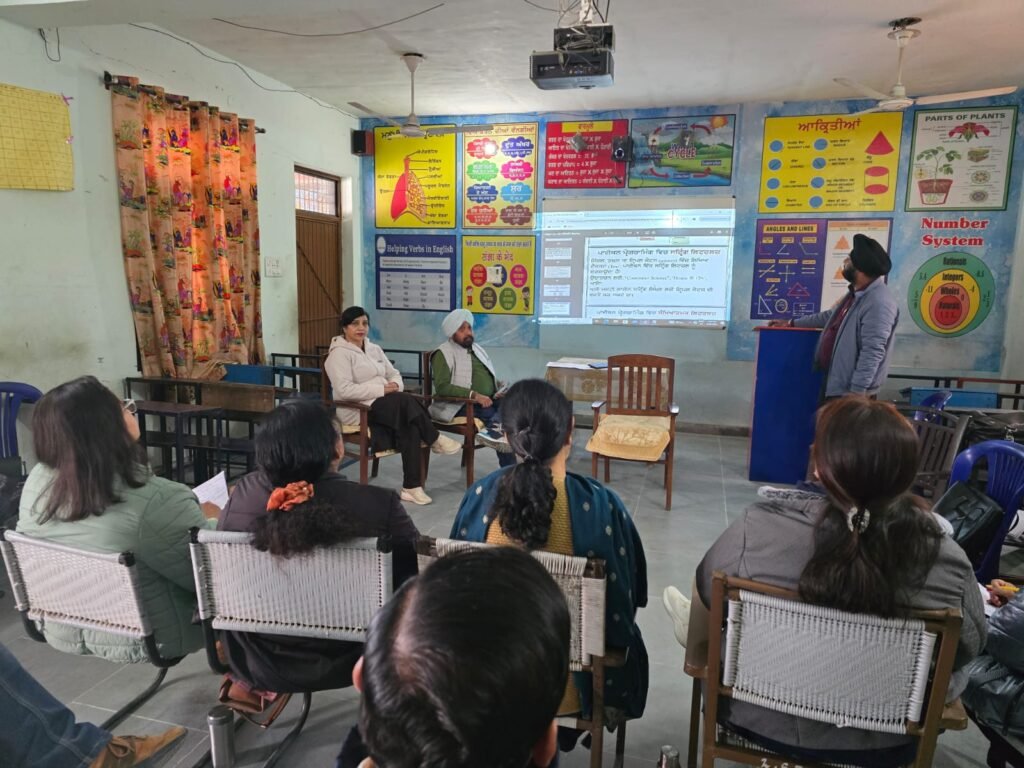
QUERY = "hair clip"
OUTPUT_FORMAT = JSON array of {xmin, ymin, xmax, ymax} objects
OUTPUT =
[{"xmin": 845, "ymin": 505, "xmax": 870, "ymax": 534}]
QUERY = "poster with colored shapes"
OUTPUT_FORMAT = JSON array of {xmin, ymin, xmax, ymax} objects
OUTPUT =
[
  {"xmin": 375, "ymin": 234, "xmax": 456, "ymax": 312},
  {"xmin": 628, "ymin": 115, "xmax": 735, "ymax": 188},
  {"xmin": 906, "ymin": 107, "xmax": 1017, "ymax": 211},
  {"xmin": 374, "ymin": 126, "xmax": 457, "ymax": 228},
  {"xmin": 461, "ymin": 236, "xmax": 535, "ymax": 315},
  {"xmin": 759, "ymin": 113, "xmax": 903, "ymax": 213},
  {"xmin": 750, "ymin": 220, "xmax": 826, "ymax": 320},
  {"xmin": 908, "ymin": 251, "xmax": 995, "ymax": 337},
  {"xmin": 544, "ymin": 120, "xmax": 628, "ymax": 188},
  {"xmin": 820, "ymin": 219, "xmax": 893, "ymax": 309},
  {"xmin": 463, "ymin": 123, "xmax": 538, "ymax": 228},
  {"xmin": 0, "ymin": 83, "xmax": 73, "ymax": 190}
]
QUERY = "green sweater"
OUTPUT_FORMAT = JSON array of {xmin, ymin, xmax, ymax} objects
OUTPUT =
[
  {"xmin": 431, "ymin": 349, "xmax": 497, "ymax": 398},
  {"xmin": 18, "ymin": 464, "xmax": 215, "ymax": 663}
]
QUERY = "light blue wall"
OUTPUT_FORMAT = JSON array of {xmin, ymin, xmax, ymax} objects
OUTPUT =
[{"xmin": 356, "ymin": 95, "xmax": 1024, "ymax": 427}]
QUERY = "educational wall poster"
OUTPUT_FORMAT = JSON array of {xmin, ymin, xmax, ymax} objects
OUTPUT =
[
  {"xmin": 544, "ymin": 119, "xmax": 628, "ymax": 188},
  {"xmin": 462, "ymin": 123, "xmax": 538, "ymax": 228},
  {"xmin": 461, "ymin": 236, "xmax": 535, "ymax": 315},
  {"xmin": 906, "ymin": 106, "xmax": 1017, "ymax": 211},
  {"xmin": 374, "ymin": 126, "xmax": 456, "ymax": 228},
  {"xmin": 375, "ymin": 234, "xmax": 456, "ymax": 312},
  {"xmin": 820, "ymin": 219, "xmax": 893, "ymax": 309},
  {"xmin": 908, "ymin": 251, "xmax": 995, "ymax": 337},
  {"xmin": 0, "ymin": 82, "xmax": 73, "ymax": 190},
  {"xmin": 758, "ymin": 113, "xmax": 903, "ymax": 213},
  {"xmin": 750, "ymin": 219, "xmax": 826, "ymax": 321},
  {"xmin": 628, "ymin": 115, "xmax": 735, "ymax": 188}
]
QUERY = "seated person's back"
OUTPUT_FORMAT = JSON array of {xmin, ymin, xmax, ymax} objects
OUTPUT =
[
  {"xmin": 217, "ymin": 398, "xmax": 418, "ymax": 692},
  {"xmin": 696, "ymin": 396, "xmax": 986, "ymax": 766},
  {"xmin": 17, "ymin": 376, "xmax": 211, "ymax": 663},
  {"xmin": 450, "ymin": 378, "xmax": 648, "ymax": 724}
]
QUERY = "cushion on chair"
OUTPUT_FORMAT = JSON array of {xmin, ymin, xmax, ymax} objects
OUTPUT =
[{"xmin": 586, "ymin": 414, "xmax": 671, "ymax": 462}]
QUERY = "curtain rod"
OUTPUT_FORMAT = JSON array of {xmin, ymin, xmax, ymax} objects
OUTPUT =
[{"xmin": 101, "ymin": 71, "xmax": 267, "ymax": 133}]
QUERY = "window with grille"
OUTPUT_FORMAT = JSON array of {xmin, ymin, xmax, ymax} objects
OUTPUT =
[{"xmin": 294, "ymin": 170, "xmax": 338, "ymax": 216}]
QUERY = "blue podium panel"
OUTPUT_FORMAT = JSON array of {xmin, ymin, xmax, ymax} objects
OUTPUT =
[{"xmin": 749, "ymin": 328, "xmax": 824, "ymax": 484}]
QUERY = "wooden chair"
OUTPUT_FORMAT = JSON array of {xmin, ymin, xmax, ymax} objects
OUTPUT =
[
  {"xmin": 586, "ymin": 354, "xmax": 678, "ymax": 510},
  {"xmin": 422, "ymin": 350, "xmax": 486, "ymax": 487},
  {"xmin": 189, "ymin": 529, "xmax": 394, "ymax": 768},
  {"xmin": 894, "ymin": 405, "xmax": 971, "ymax": 498},
  {"xmin": 320, "ymin": 362, "xmax": 429, "ymax": 486},
  {"xmin": 418, "ymin": 536, "xmax": 628, "ymax": 768},
  {"xmin": 685, "ymin": 572, "xmax": 967, "ymax": 768},
  {"xmin": 0, "ymin": 529, "xmax": 187, "ymax": 730}
]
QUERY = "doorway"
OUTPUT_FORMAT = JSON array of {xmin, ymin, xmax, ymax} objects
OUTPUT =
[{"xmin": 294, "ymin": 167, "xmax": 343, "ymax": 356}]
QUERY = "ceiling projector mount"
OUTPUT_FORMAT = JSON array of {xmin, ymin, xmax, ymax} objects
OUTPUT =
[
  {"xmin": 531, "ymin": 0, "xmax": 614, "ymax": 90},
  {"xmin": 834, "ymin": 17, "xmax": 1017, "ymax": 115}
]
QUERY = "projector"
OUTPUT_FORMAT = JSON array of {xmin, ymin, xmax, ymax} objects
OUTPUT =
[{"xmin": 530, "ymin": 49, "xmax": 614, "ymax": 90}]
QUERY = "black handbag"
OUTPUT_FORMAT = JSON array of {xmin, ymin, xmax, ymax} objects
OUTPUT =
[{"xmin": 933, "ymin": 481, "xmax": 1004, "ymax": 568}]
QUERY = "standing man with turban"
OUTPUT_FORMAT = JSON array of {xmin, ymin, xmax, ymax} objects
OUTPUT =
[
  {"xmin": 429, "ymin": 309, "xmax": 516, "ymax": 466},
  {"xmin": 771, "ymin": 234, "xmax": 899, "ymax": 400}
]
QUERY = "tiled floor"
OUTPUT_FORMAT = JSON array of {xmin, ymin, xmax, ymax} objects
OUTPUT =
[{"xmin": 1, "ymin": 434, "xmax": 991, "ymax": 767}]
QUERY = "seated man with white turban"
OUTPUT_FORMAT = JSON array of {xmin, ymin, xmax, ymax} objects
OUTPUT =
[{"xmin": 429, "ymin": 309, "xmax": 515, "ymax": 466}]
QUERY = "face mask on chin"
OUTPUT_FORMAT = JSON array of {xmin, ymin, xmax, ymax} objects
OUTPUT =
[{"xmin": 842, "ymin": 264, "xmax": 857, "ymax": 284}]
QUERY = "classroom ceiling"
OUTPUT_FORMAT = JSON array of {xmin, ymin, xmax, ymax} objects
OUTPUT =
[{"xmin": 3, "ymin": 0, "xmax": 1024, "ymax": 118}]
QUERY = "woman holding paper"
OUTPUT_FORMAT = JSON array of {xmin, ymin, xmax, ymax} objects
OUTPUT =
[{"xmin": 17, "ymin": 376, "xmax": 215, "ymax": 663}]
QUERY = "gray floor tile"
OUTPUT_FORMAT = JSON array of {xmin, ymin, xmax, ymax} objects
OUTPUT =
[{"xmin": 1, "ymin": 433, "xmax": 993, "ymax": 767}]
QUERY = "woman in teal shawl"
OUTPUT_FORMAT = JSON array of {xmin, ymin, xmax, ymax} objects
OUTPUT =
[{"xmin": 449, "ymin": 379, "xmax": 648, "ymax": 727}]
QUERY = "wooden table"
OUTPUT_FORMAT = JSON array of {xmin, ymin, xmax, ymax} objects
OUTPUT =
[{"xmin": 134, "ymin": 400, "xmax": 222, "ymax": 484}]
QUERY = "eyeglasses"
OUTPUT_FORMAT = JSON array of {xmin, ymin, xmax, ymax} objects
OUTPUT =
[{"xmin": 122, "ymin": 398, "xmax": 138, "ymax": 415}]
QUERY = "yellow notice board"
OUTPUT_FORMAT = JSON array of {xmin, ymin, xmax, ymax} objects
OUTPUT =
[
  {"xmin": 374, "ymin": 126, "xmax": 456, "ymax": 228},
  {"xmin": 461, "ymin": 235, "xmax": 535, "ymax": 315},
  {"xmin": 0, "ymin": 83, "xmax": 73, "ymax": 191},
  {"xmin": 759, "ymin": 113, "xmax": 902, "ymax": 213}
]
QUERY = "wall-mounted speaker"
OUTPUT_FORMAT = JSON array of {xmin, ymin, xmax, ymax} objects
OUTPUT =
[{"xmin": 351, "ymin": 129, "xmax": 374, "ymax": 156}]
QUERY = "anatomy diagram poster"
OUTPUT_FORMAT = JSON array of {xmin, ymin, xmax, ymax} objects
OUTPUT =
[
  {"xmin": 374, "ymin": 126, "xmax": 456, "ymax": 228},
  {"xmin": 462, "ymin": 123, "xmax": 538, "ymax": 228}
]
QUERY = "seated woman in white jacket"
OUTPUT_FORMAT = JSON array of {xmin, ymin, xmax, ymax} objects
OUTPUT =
[{"xmin": 324, "ymin": 306, "xmax": 460, "ymax": 505}]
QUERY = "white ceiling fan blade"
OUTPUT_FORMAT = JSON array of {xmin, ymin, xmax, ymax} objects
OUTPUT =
[
  {"xmin": 347, "ymin": 101, "xmax": 403, "ymax": 128},
  {"xmin": 834, "ymin": 77, "xmax": 892, "ymax": 102},
  {"xmin": 850, "ymin": 106, "xmax": 885, "ymax": 116},
  {"xmin": 425, "ymin": 124, "xmax": 496, "ymax": 136},
  {"xmin": 914, "ymin": 86, "xmax": 1018, "ymax": 106}
]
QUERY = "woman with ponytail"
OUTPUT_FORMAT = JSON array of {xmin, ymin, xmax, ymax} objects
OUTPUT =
[
  {"xmin": 690, "ymin": 396, "xmax": 986, "ymax": 767},
  {"xmin": 450, "ymin": 378, "xmax": 649, "ymax": 733}
]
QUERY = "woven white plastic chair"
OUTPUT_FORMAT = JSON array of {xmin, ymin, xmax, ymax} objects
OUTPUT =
[
  {"xmin": 687, "ymin": 572, "xmax": 964, "ymax": 768},
  {"xmin": 189, "ymin": 528, "xmax": 394, "ymax": 768},
  {"xmin": 418, "ymin": 536, "xmax": 625, "ymax": 768},
  {"xmin": 0, "ymin": 528, "xmax": 185, "ymax": 729}
]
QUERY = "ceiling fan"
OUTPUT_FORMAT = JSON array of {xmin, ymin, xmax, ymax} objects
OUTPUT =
[
  {"xmin": 348, "ymin": 53, "xmax": 492, "ymax": 138},
  {"xmin": 835, "ymin": 17, "xmax": 1017, "ymax": 116}
]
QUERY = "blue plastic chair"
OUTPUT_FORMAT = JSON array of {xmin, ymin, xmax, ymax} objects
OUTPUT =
[
  {"xmin": 947, "ymin": 440, "xmax": 1024, "ymax": 582},
  {"xmin": 0, "ymin": 382, "xmax": 43, "ymax": 461},
  {"xmin": 914, "ymin": 390, "xmax": 953, "ymax": 423}
]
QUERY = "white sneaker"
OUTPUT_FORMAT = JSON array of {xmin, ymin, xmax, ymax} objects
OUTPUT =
[
  {"xmin": 430, "ymin": 434, "xmax": 462, "ymax": 455},
  {"xmin": 400, "ymin": 486, "xmax": 432, "ymax": 505},
  {"xmin": 662, "ymin": 586, "xmax": 691, "ymax": 648}
]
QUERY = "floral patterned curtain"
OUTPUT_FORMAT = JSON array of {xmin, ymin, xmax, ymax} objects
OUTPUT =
[{"xmin": 110, "ymin": 76, "xmax": 264, "ymax": 377}]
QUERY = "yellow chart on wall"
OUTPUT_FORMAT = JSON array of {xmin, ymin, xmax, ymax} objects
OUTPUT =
[
  {"xmin": 0, "ymin": 83, "xmax": 73, "ymax": 191},
  {"xmin": 759, "ymin": 113, "xmax": 902, "ymax": 213},
  {"xmin": 461, "ymin": 236, "xmax": 535, "ymax": 315},
  {"xmin": 374, "ymin": 126, "xmax": 456, "ymax": 228}
]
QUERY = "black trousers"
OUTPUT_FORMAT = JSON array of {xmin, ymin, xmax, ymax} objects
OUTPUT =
[{"xmin": 369, "ymin": 392, "xmax": 438, "ymax": 488}]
